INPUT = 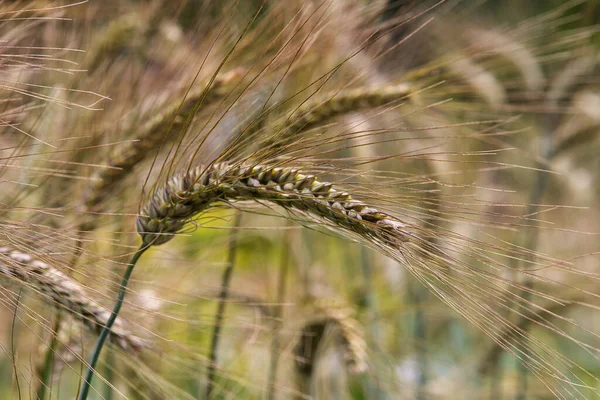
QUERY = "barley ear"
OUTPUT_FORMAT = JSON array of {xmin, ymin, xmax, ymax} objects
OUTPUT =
[
  {"xmin": 84, "ymin": 14, "xmax": 145, "ymax": 74},
  {"xmin": 0, "ymin": 246, "xmax": 145, "ymax": 353},
  {"xmin": 137, "ymin": 162, "xmax": 411, "ymax": 247},
  {"xmin": 84, "ymin": 69, "xmax": 244, "ymax": 215},
  {"xmin": 264, "ymin": 84, "xmax": 413, "ymax": 150},
  {"xmin": 295, "ymin": 301, "xmax": 367, "ymax": 376}
]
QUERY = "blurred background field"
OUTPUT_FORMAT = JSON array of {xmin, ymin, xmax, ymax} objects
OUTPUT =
[{"xmin": 0, "ymin": 1, "xmax": 600, "ymax": 399}]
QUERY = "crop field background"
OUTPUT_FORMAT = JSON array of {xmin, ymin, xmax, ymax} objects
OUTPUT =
[{"xmin": 0, "ymin": 1, "xmax": 599, "ymax": 399}]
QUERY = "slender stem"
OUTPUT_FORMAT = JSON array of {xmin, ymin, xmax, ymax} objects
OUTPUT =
[
  {"xmin": 360, "ymin": 247, "xmax": 386, "ymax": 400},
  {"xmin": 11, "ymin": 289, "xmax": 23, "ymax": 398},
  {"xmin": 78, "ymin": 244, "xmax": 147, "ymax": 400},
  {"xmin": 514, "ymin": 108, "xmax": 557, "ymax": 400},
  {"xmin": 489, "ymin": 362, "xmax": 503, "ymax": 400},
  {"xmin": 104, "ymin": 218, "xmax": 125, "ymax": 400},
  {"xmin": 103, "ymin": 348, "xmax": 114, "ymax": 400},
  {"xmin": 266, "ymin": 228, "xmax": 291, "ymax": 400},
  {"xmin": 35, "ymin": 316, "xmax": 61, "ymax": 400},
  {"xmin": 206, "ymin": 213, "xmax": 242, "ymax": 398},
  {"xmin": 411, "ymin": 280, "xmax": 427, "ymax": 400}
]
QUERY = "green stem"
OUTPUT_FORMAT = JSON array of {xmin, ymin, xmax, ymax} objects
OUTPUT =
[
  {"xmin": 103, "ymin": 347, "xmax": 115, "ymax": 400},
  {"xmin": 206, "ymin": 213, "xmax": 242, "ymax": 398},
  {"xmin": 411, "ymin": 280, "xmax": 427, "ymax": 400},
  {"xmin": 78, "ymin": 244, "xmax": 147, "ymax": 400},
  {"xmin": 103, "ymin": 218, "xmax": 125, "ymax": 400},
  {"xmin": 266, "ymin": 229, "xmax": 291, "ymax": 400},
  {"xmin": 514, "ymin": 107, "xmax": 557, "ymax": 400},
  {"xmin": 35, "ymin": 316, "xmax": 61, "ymax": 399}
]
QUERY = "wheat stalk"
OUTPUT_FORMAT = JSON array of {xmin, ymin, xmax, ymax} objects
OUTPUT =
[
  {"xmin": 137, "ymin": 162, "xmax": 411, "ymax": 246},
  {"xmin": 0, "ymin": 246, "xmax": 145, "ymax": 353}
]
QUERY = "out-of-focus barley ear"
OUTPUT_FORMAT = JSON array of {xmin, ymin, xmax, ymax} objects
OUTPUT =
[
  {"xmin": 0, "ymin": 246, "xmax": 145, "ymax": 353},
  {"xmin": 547, "ymin": 53, "xmax": 597, "ymax": 107},
  {"xmin": 446, "ymin": 56, "xmax": 507, "ymax": 108},
  {"xmin": 262, "ymin": 83, "xmax": 414, "ymax": 152},
  {"xmin": 83, "ymin": 68, "xmax": 245, "ymax": 216},
  {"xmin": 466, "ymin": 27, "xmax": 545, "ymax": 96},
  {"xmin": 553, "ymin": 92, "xmax": 600, "ymax": 157},
  {"xmin": 294, "ymin": 300, "xmax": 367, "ymax": 397},
  {"xmin": 83, "ymin": 13, "xmax": 146, "ymax": 74}
]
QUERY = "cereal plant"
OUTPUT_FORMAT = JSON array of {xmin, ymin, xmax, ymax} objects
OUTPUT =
[{"xmin": 1, "ymin": 1, "xmax": 600, "ymax": 399}]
